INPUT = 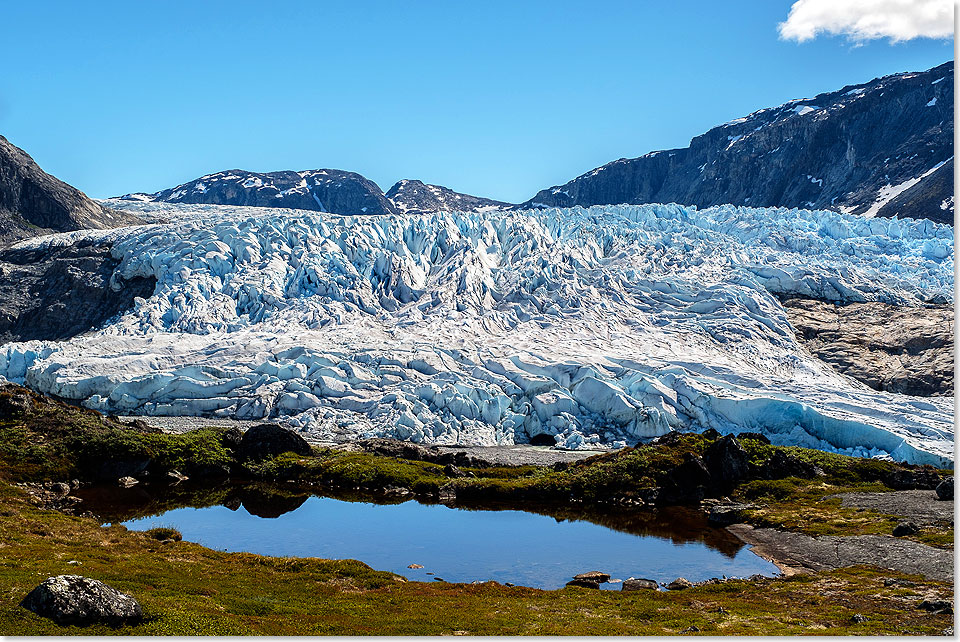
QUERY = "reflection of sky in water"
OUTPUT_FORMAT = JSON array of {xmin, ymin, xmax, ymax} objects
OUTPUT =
[{"xmin": 124, "ymin": 497, "xmax": 778, "ymax": 589}]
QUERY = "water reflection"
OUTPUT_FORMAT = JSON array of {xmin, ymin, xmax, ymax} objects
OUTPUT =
[{"xmin": 74, "ymin": 481, "xmax": 776, "ymax": 590}]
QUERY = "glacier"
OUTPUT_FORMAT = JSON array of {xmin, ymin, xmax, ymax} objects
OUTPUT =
[{"xmin": 0, "ymin": 200, "xmax": 953, "ymax": 466}]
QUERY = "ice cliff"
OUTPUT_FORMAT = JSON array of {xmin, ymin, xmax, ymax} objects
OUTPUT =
[{"xmin": 0, "ymin": 201, "xmax": 953, "ymax": 466}]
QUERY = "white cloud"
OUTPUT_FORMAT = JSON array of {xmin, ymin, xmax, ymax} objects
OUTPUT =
[{"xmin": 778, "ymin": 0, "xmax": 954, "ymax": 43}]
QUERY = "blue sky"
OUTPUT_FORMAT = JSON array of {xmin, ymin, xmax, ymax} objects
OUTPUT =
[{"xmin": 1, "ymin": 1, "xmax": 952, "ymax": 202}]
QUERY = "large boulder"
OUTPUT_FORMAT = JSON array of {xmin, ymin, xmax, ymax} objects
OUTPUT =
[
  {"xmin": 622, "ymin": 578, "xmax": 658, "ymax": 591},
  {"xmin": 236, "ymin": 424, "xmax": 312, "ymax": 460},
  {"xmin": 21, "ymin": 575, "xmax": 142, "ymax": 626},
  {"xmin": 935, "ymin": 476, "xmax": 953, "ymax": 501},
  {"xmin": 704, "ymin": 435, "xmax": 751, "ymax": 484},
  {"xmin": 660, "ymin": 453, "xmax": 711, "ymax": 504}
]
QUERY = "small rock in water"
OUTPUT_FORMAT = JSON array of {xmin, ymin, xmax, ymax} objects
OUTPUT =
[
  {"xmin": 573, "ymin": 571, "xmax": 611, "ymax": 583},
  {"xmin": 407, "ymin": 564, "xmax": 424, "ymax": 569},
  {"xmin": 621, "ymin": 578, "xmax": 658, "ymax": 591},
  {"xmin": 566, "ymin": 578, "xmax": 601, "ymax": 589},
  {"xmin": 117, "ymin": 476, "xmax": 139, "ymax": 488},
  {"xmin": 666, "ymin": 578, "xmax": 693, "ymax": 591},
  {"xmin": 21, "ymin": 575, "xmax": 142, "ymax": 626},
  {"xmin": 935, "ymin": 476, "xmax": 953, "ymax": 501},
  {"xmin": 892, "ymin": 521, "xmax": 919, "ymax": 537},
  {"xmin": 851, "ymin": 614, "xmax": 867, "ymax": 623},
  {"xmin": 433, "ymin": 577, "xmax": 445, "ymax": 582}
]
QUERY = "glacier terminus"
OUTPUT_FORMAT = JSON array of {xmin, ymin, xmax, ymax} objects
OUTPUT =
[{"xmin": 0, "ymin": 200, "xmax": 952, "ymax": 467}]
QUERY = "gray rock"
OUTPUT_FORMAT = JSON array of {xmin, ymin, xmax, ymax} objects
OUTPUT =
[
  {"xmin": 851, "ymin": 614, "xmax": 867, "ymax": 623},
  {"xmin": 236, "ymin": 424, "xmax": 312, "ymax": 460},
  {"xmin": 0, "ymin": 241, "xmax": 156, "ymax": 344},
  {"xmin": 0, "ymin": 135, "xmax": 143, "ymax": 247},
  {"xmin": 519, "ymin": 61, "xmax": 953, "ymax": 225},
  {"xmin": 21, "ymin": 575, "xmax": 142, "ymax": 626},
  {"xmin": 935, "ymin": 477, "xmax": 953, "ymax": 501},
  {"xmin": 665, "ymin": 578, "xmax": 693, "ymax": 590},
  {"xmin": 727, "ymin": 524, "xmax": 953, "ymax": 582},
  {"xmin": 573, "ymin": 571, "xmax": 610, "ymax": 583},
  {"xmin": 892, "ymin": 521, "xmax": 919, "ymax": 537},
  {"xmin": 565, "ymin": 578, "xmax": 601, "ymax": 589},
  {"xmin": 782, "ymin": 298, "xmax": 953, "ymax": 397},
  {"xmin": 706, "ymin": 502, "xmax": 753, "ymax": 526},
  {"xmin": 116, "ymin": 477, "xmax": 139, "ymax": 488},
  {"xmin": 621, "ymin": 578, "xmax": 658, "ymax": 591}
]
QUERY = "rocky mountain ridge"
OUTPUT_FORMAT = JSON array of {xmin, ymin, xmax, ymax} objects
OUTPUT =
[
  {"xmin": 0, "ymin": 135, "xmax": 141, "ymax": 246},
  {"xmin": 521, "ymin": 61, "xmax": 954, "ymax": 224},
  {"xmin": 121, "ymin": 172, "xmax": 514, "ymax": 217}
]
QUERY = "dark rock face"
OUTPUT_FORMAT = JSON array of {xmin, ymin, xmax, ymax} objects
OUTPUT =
[
  {"xmin": 521, "ymin": 62, "xmax": 953, "ymax": 224},
  {"xmin": 661, "ymin": 453, "xmax": 710, "ymax": 503},
  {"xmin": 882, "ymin": 468, "xmax": 943, "ymax": 491},
  {"xmin": 565, "ymin": 578, "xmax": 601, "ymax": 589},
  {"xmin": 758, "ymin": 450, "xmax": 823, "ymax": 480},
  {"xmin": 782, "ymin": 297, "xmax": 953, "ymax": 397},
  {"xmin": 0, "ymin": 135, "xmax": 142, "ymax": 246},
  {"xmin": 935, "ymin": 476, "xmax": 953, "ymax": 501},
  {"xmin": 21, "ymin": 575, "xmax": 142, "ymax": 626},
  {"xmin": 124, "ymin": 168, "xmax": 397, "ymax": 216},
  {"xmin": 236, "ymin": 424, "xmax": 313, "ymax": 460},
  {"xmin": 892, "ymin": 521, "xmax": 919, "ymax": 537},
  {"xmin": 704, "ymin": 435, "xmax": 751, "ymax": 485},
  {"xmin": 385, "ymin": 179, "xmax": 512, "ymax": 215},
  {"xmin": 0, "ymin": 240, "xmax": 156, "ymax": 343}
]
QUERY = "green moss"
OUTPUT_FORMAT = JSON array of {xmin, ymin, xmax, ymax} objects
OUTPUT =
[{"xmin": 144, "ymin": 527, "xmax": 182, "ymax": 542}]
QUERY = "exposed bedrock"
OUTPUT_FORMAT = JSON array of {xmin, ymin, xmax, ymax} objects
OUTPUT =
[
  {"xmin": 0, "ymin": 134, "xmax": 142, "ymax": 247},
  {"xmin": 0, "ymin": 240, "xmax": 156, "ymax": 343},
  {"xmin": 782, "ymin": 297, "xmax": 953, "ymax": 397}
]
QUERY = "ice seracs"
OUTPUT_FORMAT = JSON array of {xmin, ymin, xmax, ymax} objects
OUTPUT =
[{"xmin": 0, "ymin": 201, "xmax": 953, "ymax": 466}]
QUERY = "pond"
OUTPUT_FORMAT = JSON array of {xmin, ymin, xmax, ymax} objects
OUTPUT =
[{"xmin": 78, "ymin": 484, "xmax": 779, "ymax": 590}]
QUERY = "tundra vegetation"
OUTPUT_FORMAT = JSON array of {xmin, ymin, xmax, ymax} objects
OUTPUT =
[{"xmin": 0, "ymin": 384, "xmax": 952, "ymax": 635}]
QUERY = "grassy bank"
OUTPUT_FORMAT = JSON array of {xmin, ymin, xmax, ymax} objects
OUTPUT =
[
  {"xmin": 0, "ymin": 482, "xmax": 952, "ymax": 635},
  {"xmin": 0, "ymin": 383, "xmax": 954, "ymax": 634}
]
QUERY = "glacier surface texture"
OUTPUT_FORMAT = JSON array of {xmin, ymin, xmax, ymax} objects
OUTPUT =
[{"xmin": 0, "ymin": 201, "xmax": 953, "ymax": 466}]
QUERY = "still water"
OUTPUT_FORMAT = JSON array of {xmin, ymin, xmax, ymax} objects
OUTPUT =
[{"xmin": 103, "ymin": 487, "xmax": 779, "ymax": 590}]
